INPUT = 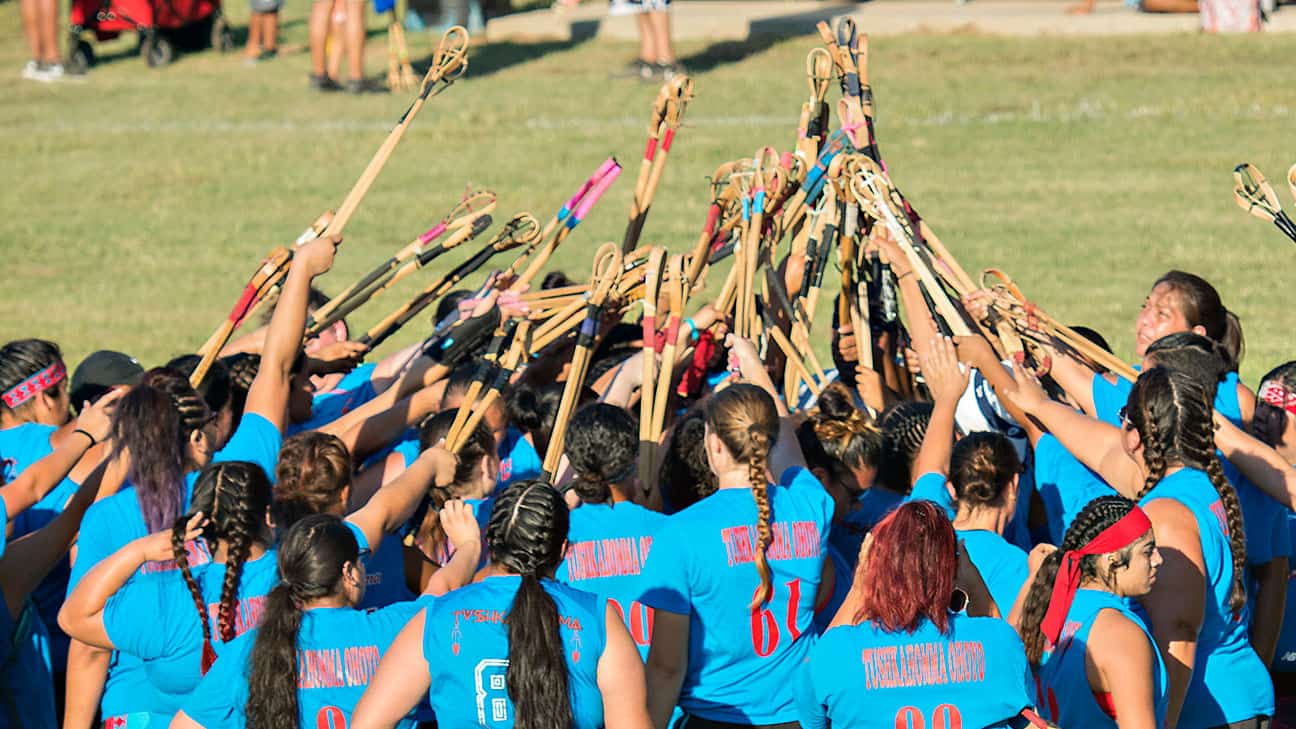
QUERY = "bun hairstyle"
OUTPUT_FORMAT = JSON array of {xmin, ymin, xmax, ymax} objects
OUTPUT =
[
  {"xmin": 0, "ymin": 338, "xmax": 63, "ymax": 415},
  {"xmin": 564, "ymin": 403, "xmax": 637, "ymax": 505},
  {"xmin": 272, "ymin": 432, "xmax": 352, "ymax": 530},
  {"xmin": 1154, "ymin": 271, "xmax": 1244, "ymax": 372},
  {"xmin": 704, "ymin": 384, "xmax": 781, "ymax": 608},
  {"xmin": 166, "ymin": 354, "xmax": 232, "ymax": 416},
  {"xmin": 1144, "ymin": 332, "xmax": 1229, "ymax": 400},
  {"xmin": 949, "ymin": 431, "xmax": 1020, "ymax": 509},
  {"xmin": 418, "ymin": 408, "xmax": 495, "ymax": 502},
  {"xmin": 246, "ymin": 515, "xmax": 359, "ymax": 729},
  {"xmin": 659, "ymin": 410, "xmax": 718, "ymax": 513},
  {"xmin": 112, "ymin": 367, "xmax": 213, "ymax": 533},
  {"xmin": 173, "ymin": 461, "xmax": 273, "ymax": 673},
  {"xmin": 1127, "ymin": 367, "xmax": 1247, "ymax": 616},
  {"xmin": 485, "ymin": 481, "xmax": 572, "ymax": 729},
  {"xmin": 876, "ymin": 401, "xmax": 934, "ymax": 493},
  {"xmin": 797, "ymin": 382, "xmax": 882, "ymax": 492},
  {"xmin": 1018, "ymin": 495, "xmax": 1140, "ymax": 665}
]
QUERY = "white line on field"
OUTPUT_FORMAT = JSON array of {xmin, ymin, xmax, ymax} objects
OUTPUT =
[{"xmin": 0, "ymin": 101, "xmax": 1289, "ymax": 135}]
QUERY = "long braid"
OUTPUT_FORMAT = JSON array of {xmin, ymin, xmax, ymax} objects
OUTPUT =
[
  {"xmin": 1180, "ymin": 390, "xmax": 1248, "ymax": 616},
  {"xmin": 748, "ymin": 429, "xmax": 774, "ymax": 609},
  {"xmin": 1136, "ymin": 409, "xmax": 1167, "ymax": 501},
  {"xmin": 1017, "ymin": 495, "xmax": 1140, "ymax": 666},
  {"xmin": 217, "ymin": 470, "xmax": 258, "ymax": 643},
  {"xmin": 171, "ymin": 512, "xmax": 214, "ymax": 671}
]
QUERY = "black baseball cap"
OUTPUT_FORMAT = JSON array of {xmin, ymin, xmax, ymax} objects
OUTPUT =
[{"xmin": 70, "ymin": 350, "xmax": 145, "ymax": 411}]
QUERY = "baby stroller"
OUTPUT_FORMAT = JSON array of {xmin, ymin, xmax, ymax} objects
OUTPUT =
[{"xmin": 66, "ymin": 0, "xmax": 234, "ymax": 72}]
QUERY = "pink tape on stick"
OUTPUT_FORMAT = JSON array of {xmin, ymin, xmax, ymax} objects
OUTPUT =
[
  {"xmin": 417, "ymin": 223, "xmax": 448, "ymax": 246},
  {"xmin": 560, "ymin": 157, "xmax": 619, "ymax": 220},
  {"xmin": 568, "ymin": 164, "xmax": 623, "ymax": 226}
]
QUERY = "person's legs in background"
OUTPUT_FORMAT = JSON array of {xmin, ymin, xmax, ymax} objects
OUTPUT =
[
  {"xmin": 308, "ymin": 0, "xmax": 342, "ymax": 89},
  {"xmin": 645, "ymin": 5, "xmax": 682, "ymax": 78},
  {"xmin": 21, "ymin": 0, "xmax": 62, "ymax": 80},
  {"xmin": 245, "ymin": 9, "xmax": 264, "ymax": 61},
  {"xmin": 343, "ymin": 0, "xmax": 371, "ymax": 92}
]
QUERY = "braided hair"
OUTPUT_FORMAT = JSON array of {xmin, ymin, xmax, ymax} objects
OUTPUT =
[
  {"xmin": 173, "ymin": 461, "xmax": 273, "ymax": 673},
  {"xmin": 876, "ymin": 401, "xmax": 934, "ymax": 493},
  {"xmin": 485, "ymin": 481, "xmax": 572, "ymax": 729},
  {"xmin": 797, "ymin": 382, "xmax": 882, "ymax": 494},
  {"xmin": 0, "ymin": 339, "xmax": 64, "ymax": 419},
  {"xmin": 112, "ymin": 368, "xmax": 212, "ymax": 533},
  {"xmin": 1127, "ymin": 367, "xmax": 1247, "ymax": 616},
  {"xmin": 246, "ymin": 515, "xmax": 359, "ymax": 729},
  {"xmin": 704, "ymin": 384, "xmax": 780, "ymax": 608},
  {"xmin": 565, "ymin": 403, "xmax": 637, "ymax": 505},
  {"xmin": 272, "ymin": 432, "xmax": 353, "ymax": 530},
  {"xmin": 658, "ymin": 410, "xmax": 717, "ymax": 513},
  {"xmin": 1018, "ymin": 495, "xmax": 1142, "ymax": 666},
  {"xmin": 419, "ymin": 409, "xmax": 495, "ymax": 502}
]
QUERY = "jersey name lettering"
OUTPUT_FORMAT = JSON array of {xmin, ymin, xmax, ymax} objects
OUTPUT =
[
  {"xmin": 297, "ymin": 646, "xmax": 382, "ymax": 689},
  {"xmin": 721, "ymin": 521, "xmax": 822, "ymax": 566},
  {"xmin": 860, "ymin": 640, "xmax": 987, "ymax": 690},
  {"xmin": 565, "ymin": 536, "xmax": 653, "ymax": 581}
]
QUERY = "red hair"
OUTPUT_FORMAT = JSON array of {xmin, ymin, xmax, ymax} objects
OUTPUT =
[{"xmin": 855, "ymin": 501, "xmax": 957, "ymax": 634}]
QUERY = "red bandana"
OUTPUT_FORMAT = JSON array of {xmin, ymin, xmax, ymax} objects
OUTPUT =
[
  {"xmin": 1259, "ymin": 381, "xmax": 1296, "ymax": 417},
  {"xmin": 2, "ymin": 362, "xmax": 66, "ymax": 409}
]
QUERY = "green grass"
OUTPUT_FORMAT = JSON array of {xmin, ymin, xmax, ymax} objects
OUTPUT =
[{"xmin": 2, "ymin": 4, "xmax": 1294, "ymax": 384}]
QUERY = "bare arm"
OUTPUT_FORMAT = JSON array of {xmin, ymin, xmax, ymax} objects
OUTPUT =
[
  {"xmin": 1214, "ymin": 415, "xmax": 1296, "ymax": 510},
  {"xmin": 599, "ymin": 604, "xmax": 652, "ymax": 729},
  {"xmin": 1138, "ymin": 499, "xmax": 1206, "ymax": 729},
  {"xmin": 63, "ymin": 641, "xmax": 110, "ymax": 729},
  {"xmin": 1249, "ymin": 557, "xmax": 1287, "ymax": 665},
  {"xmin": 911, "ymin": 337, "xmax": 968, "ymax": 484},
  {"xmin": 337, "ymin": 383, "xmax": 443, "ymax": 463},
  {"xmin": 345, "ymin": 446, "xmax": 454, "ymax": 549},
  {"xmin": 1, "ymin": 391, "xmax": 119, "ymax": 519},
  {"xmin": 644, "ymin": 610, "xmax": 689, "ymax": 729},
  {"xmin": 1089, "ymin": 609, "xmax": 1160, "ymax": 729},
  {"xmin": 319, "ymin": 360, "xmax": 449, "ymax": 438},
  {"xmin": 421, "ymin": 500, "xmax": 481, "ymax": 596},
  {"xmin": 244, "ymin": 237, "xmax": 340, "ymax": 431}
]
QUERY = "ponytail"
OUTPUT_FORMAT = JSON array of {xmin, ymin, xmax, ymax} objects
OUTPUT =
[
  {"xmin": 486, "ymin": 481, "xmax": 572, "ymax": 729},
  {"xmin": 246, "ymin": 585, "xmax": 303, "ymax": 729},
  {"xmin": 506, "ymin": 574, "xmax": 572, "ymax": 729},
  {"xmin": 1018, "ymin": 549, "xmax": 1064, "ymax": 666}
]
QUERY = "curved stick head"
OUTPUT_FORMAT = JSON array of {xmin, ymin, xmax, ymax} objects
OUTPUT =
[
  {"xmin": 447, "ymin": 189, "xmax": 498, "ymax": 225},
  {"xmin": 494, "ymin": 213, "xmax": 542, "ymax": 252},
  {"xmin": 664, "ymin": 75, "xmax": 694, "ymax": 130},
  {"xmin": 426, "ymin": 25, "xmax": 470, "ymax": 89},
  {"xmin": 807, "ymin": 47, "xmax": 834, "ymax": 82},
  {"xmin": 1233, "ymin": 163, "xmax": 1282, "ymax": 221},
  {"xmin": 590, "ymin": 243, "xmax": 624, "ymax": 305},
  {"xmin": 834, "ymin": 16, "xmax": 858, "ymax": 48}
]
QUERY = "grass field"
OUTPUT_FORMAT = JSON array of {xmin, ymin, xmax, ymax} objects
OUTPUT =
[{"xmin": 2, "ymin": 3, "xmax": 1295, "ymax": 385}]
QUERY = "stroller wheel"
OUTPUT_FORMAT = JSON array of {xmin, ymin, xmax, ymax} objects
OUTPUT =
[
  {"xmin": 67, "ymin": 39, "xmax": 95, "ymax": 74},
  {"xmin": 142, "ymin": 33, "xmax": 175, "ymax": 67},
  {"xmin": 211, "ymin": 15, "xmax": 234, "ymax": 52}
]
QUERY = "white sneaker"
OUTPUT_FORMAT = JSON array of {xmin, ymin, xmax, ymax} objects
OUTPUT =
[
  {"xmin": 21, "ymin": 60, "xmax": 39, "ymax": 80},
  {"xmin": 30, "ymin": 62, "xmax": 65, "ymax": 83}
]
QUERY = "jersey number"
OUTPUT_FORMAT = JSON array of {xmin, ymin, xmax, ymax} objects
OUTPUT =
[
  {"xmin": 750, "ymin": 578, "xmax": 803, "ymax": 657},
  {"xmin": 316, "ymin": 706, "xmax": 347, "ymax": 729},
  {"xmin": 1033, "ymin": 676, "xmax": 1059, "ymax": 722},
  {"xmin": 475, "ymin": 658, "xmax": 511, "ymax": 725},
  {"xmin": 894, "ymin": 704, "xmax": 962, "ymax": 729},
  {"xmin": 608, "ymin": 598, "xmax": 654, "ymax": 647}
]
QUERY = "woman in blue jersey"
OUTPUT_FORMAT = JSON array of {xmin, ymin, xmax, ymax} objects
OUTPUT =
[
  {"xmin": 640, "ymin": 336, "xmax": 833, "ymax": 729},
  {"xmin": 798, "ymin": 500, "xmax": 1033, "ymax": 729},
  {"xmin": 65, "ymin": 235, "xmax": 338, "ymax": 729},
  {"xmin": 59, "ymin": 461, "xmax": 276, "ymax": 725},
  {"xmin": 555, "ymin": 403, "xmax": 667, "ymax": 658},
  {"xmin": 1017, "ymin": 495, "xmax": 1167, "ymax": 729},
  {"xmin": 350, "ymin": 480, "xmax": 651, "ymax": 729},
  {"xmin": 1005, "ymin": 365, "xmax": 1273, "ymax": 729},
  {"xmin": 171, "ymin": 504, "xmax": 481, "ymax": 729},
  {"xmin": 903, "ymin": 338, "xmax": 1029, "ymax": 618}
]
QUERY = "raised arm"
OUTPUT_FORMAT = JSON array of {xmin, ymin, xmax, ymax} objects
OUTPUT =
[
  {"xmin": 1213, "ymin": 414, "xmax": 1296, "ymax": 510},
  {"xmin": 1001, "ymin": 365, "xmax": 1141, "ymax": 498},
  {"xmin": 1, "ymin": 390, "xmax": 118, "ymax": 519},
  {"xmin": 59, "ymin": 513, "xmax": 205, "ymax": 648},
  {"xmin": 345, "ymin": 445, "xmax": 455, "ymax": 549},
  {"xmin": 243, "ymin": 236, "xmax": 339, "ymax": 431},
  {"xmin": 337, "ymin": 383, "xmax": 444, "ymax": 463},
  {"xmin": 422, "ymin": 499, "xmax": 482, "ymax": 596},
  {"xmin": 911, "ymin": 337, "xmax": 968, "ymax": 484}
]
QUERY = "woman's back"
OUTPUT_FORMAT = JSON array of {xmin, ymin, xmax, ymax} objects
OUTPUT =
[
  {"xmin": 800, "ymin": 612, "xmax": 1030, "ymax": 729},
  {"xmin": 1140, "ymin": 467, "xmax": 1272, "ymax": 727},
  {"xmin": 640, "ymin": 468, "xmax": 832, "ymax": 724},
  {"xmin": 423, "ymin": 576, "xmax": 606, "ymax": 729},
  {"xmin": 183, "ymin": 600, "xmax": 431, "ymax": 729}
]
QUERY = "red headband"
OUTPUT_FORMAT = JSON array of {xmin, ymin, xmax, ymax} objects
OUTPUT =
[
  {"xmin": 1040, "ymin": 507, "xmax": 1153, "ymax": 647},
  {"xmin": 1259, "ymin": 381, "xmax": 1296, "ymax": 417},
  {"xmin": 2, "ymin": 361, "xmax": 66, "ymax": 409}
]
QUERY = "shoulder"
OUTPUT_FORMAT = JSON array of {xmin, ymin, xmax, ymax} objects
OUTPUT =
[{"xmin": 1087, "ymin": 607, "xmax": 1154, "ymax": 666}]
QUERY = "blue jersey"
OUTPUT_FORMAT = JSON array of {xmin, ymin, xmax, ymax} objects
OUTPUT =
[
  {"xmin": 813, "ymin": 545, "xmax": 852, "ymax": 636},
  {"xmin": 957, "ymin": 530, "xmax": 1028, "ymax": 618},
  {"xmin": 1273, "ymin": 511, "xmax": 1296, "ymax": 671},
  {"xmin": 555, "ymin": 501, "xmax": 668, "ymax": 660},
  {"xmin": 288, "ymin": 364, "xmax": 379, "ymax": 435},
  {"xmin": 101, "ymin": 551, "xmax": 279, "ymax": 725},
  {"xmin": 639, "ymin": 467, "xmax": 832, "ymax": 724},
  {"xmin": 0, "ymin": 596, "xmax": 58, "ymax": 729},
  {"xmin": 423, "ymin": 576, "xmax": 606, "ymax": 728},
  {"xmin": 1033, "ymin": 434, "xmax": 1117, "ymax": 545},
  {"xmin": 496, "ymin": 428, "xmax": 541, "ymax": 490},
  {"xmin": 68, "ymin": 413, "xmax": 280, "ymax": 720},
  {"xmin": 1140, "ymin": 468, "xmax": 1274, "ymax": 727},
  {"xmin": 798, "ymin": 612, "xmax": 1032, "ymax": 729},
  {"xmin": 906, "ymin": 472, "xmax": 956, "ymax": 519},
  {"xmin": 182, "ymin": 599, "xmax": 432, "ymax": 729},
  {"xmin": 1036, "ymin": 589, "xmax": 1167, "ymax": 729},
  {"xmin": 831, "ymin": 487, "xmax": 904, "ymax": 571},
  {"xmin": 358, "ymin": 535, "xmax": 414, "ymax": 610},
  {"xmin": 0, "ymin": 422, "xmax": 79, "ymax": 668}
]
